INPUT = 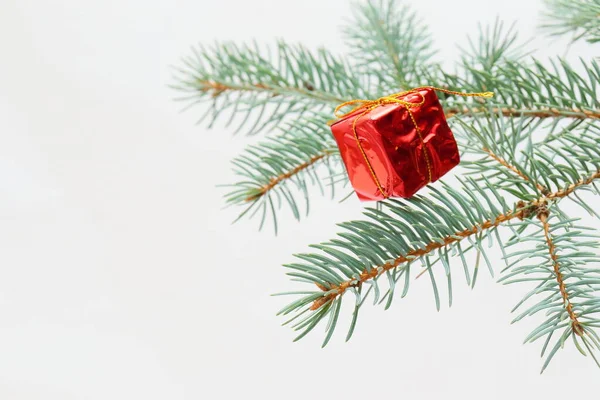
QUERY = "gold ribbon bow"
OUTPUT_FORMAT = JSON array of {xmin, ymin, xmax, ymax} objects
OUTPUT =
[{"xmin": 333, "ymin": 86, "xmax": 494, "ymax": 199}]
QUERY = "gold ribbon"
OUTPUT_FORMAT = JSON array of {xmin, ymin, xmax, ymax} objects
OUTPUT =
[{"xmin": 333, "ymin": 86, "xmax": 494, "ymax": 199}]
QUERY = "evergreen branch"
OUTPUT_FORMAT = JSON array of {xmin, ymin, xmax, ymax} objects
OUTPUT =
[
  {"xmin": 530, "ymin": 125, "xmax": 600, "ymax": 198},
  {"xmin": 452, "ymin": 114, "xmax": 548, "ymax": 198},
  {"xmin": 540, "ymin": 0, "xmax": 600, "ymax": 44},
  {"xmin": 438, "ymin": 58, "xmax": 600, "ymax": 121},
  {"xmin": 343, "ymin": 0, "xmax": 436, "ymax": 93},
  {"xmin": 309, "ymin": 202, "xmax": 529, "ymax": 310},
  {"xmin": 540, "ymin": 118, "xmax": 598, "ymax": 145},
  {"xmin": 277, "ymin": 178, "xmax": 512, "ymax": 345},
  {"xmin": 445, "ymin": 106, "xmax": 600, "ymax": 120},
  {"xmin": 482, "ymin": 147, "xmax": 549, "ymax": 194},
  {"xmin": 221, "ymin": 96, "xmax": 600, "ymax": 232},
  {"xmin": 545, "ymin": 170, "xmax": 600, "ymax": 201},
  {"xmin": 445, "ymin": 112, "xmax": 598, "ymax": 210},
  {"xmin": 452, "ymin": 112, "xmax": 600, "ymax": 203},
  {"xmin": 501, "ymin": 210, "xmax": 600, "ymax": 371},
  {"xmin": 494, "ymin": 59, "xmax": 600, "ymax": 113},
  {"xmin": 226, "ymin": 102, "xmax": 598, "ymax": 232},
  {"xmin": 279, "ymin": 169, "xmax": 600, "ymax": 344},
  {"xmin": 536, "ymin": 205, "xmax": 584, "ymax": 336},
  {"xmin": 244, "ymin": 152, "xmax": 333, "ymax": 203},
  {"xmin": 456, "ymin": 114, "xmax": 549, "ymax": 195},
  {"xmin": 173, "ymin": 41, "xmax": 370, "ymax": 134},
  {"xmin": 224, "ymin": 114, "xmax": 345, "ymax": 232},
  {"xmin": 179, "ymin": 0, "xmax": 600, "ymax": 371},
  {"xmin": 458, "ymin": 19, "xmax": 531, "ymax": 71}
]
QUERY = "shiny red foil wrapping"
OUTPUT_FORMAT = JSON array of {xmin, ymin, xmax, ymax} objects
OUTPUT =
[{"xmin": 331, "ymin": 88, "xmax": 460, "ymax": 201}]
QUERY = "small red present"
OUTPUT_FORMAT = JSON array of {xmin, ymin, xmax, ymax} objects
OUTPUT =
[{"xmin": 330, "ymin": 87, "xmax": 492, "ymax": 201}]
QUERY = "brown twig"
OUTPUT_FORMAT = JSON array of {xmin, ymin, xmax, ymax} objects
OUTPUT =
[
  {"xmin": 310, "ymin": 169, "xmax": 600, "ymax": 310},
  {"xmin": 536, "ymin": 202, "xmax": 584, "ymax": 336},
  {"xmin": 245, "ymin": 151, "xmax": 334, "ymax": 202}
]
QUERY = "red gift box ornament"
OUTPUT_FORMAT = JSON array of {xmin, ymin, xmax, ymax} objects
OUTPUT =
[{"xmin": 330, "ymin": 87, "xmax": 494, "ymax": 201}]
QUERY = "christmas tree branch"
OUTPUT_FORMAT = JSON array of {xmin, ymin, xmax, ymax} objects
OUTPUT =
[
  {"xmin": 175, "ymin": 1, "xmax": 599, "ymax": 141},
  {"xmin": 343, "ymin": 0, "xmax": 436, "ymax": 93},
  {"xmin": 176, "ymin": 0, "xmax": 600, "ymax": 371},
  {"xmin": 226, "ymin": 107, "xmax": 598, "ymax": 233},
  {"xmin": 445, "ymin": 106, "xmax": 600, "ymax": 121},
  {"xmin": 173, "ymin": 41, "xmax": 369, "ymax": 135},
  {"xmin": 310, "ymin": 204, "xmax": 529, "ymax": 310},
  {"xmin": 310, "ymin": 169, "xmax": 600, "ymax": 310},
  {"xmin": 224, "ymin": 114, "xmax": 345, "ymax": 232},
  {"xmin": 458, "ymin": 19, "xmax": 530, "ymax": 71},
  {"xmin": 452, "ymin": 112, "xmax": 600, "ymax": 202},
  {"xmin": 482, "ymin": 147, "xmax": 549, "ymax": 194},
  {"xmin": 194, "ymin": 80, "xmax": 345, "ymax": 106},
  {"xmin": 169, "ymin": 0, "xmax": 600, "ymax": 371},
  {"xmin": 546, "ymin": 171, "xmax": 600, "ymax": 201},
  {"xmin": 501, "ymin": 209, "xmax": 600, "ymax": 372},
  {"xmin": 244, "ymin": 150, "xmax": 335, "ymax": 202},
  {"xmin": 222, "ymin": 96, "xmax": 600, "ymax": 236},
  {"xmin": 536, "ymin": 204, "xmax": 585, "ymax": 336},
  {"xmin": 540, "ymin": 0, "xmax": 600, "ymax": 44},
  {"xmin": 439, "ymin": 58, "xmax": 600, "ymax": 123}
]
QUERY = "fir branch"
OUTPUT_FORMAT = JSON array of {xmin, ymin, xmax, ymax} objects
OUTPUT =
[
  {"xmin": 343, "ymin": 0, "xmax": 436, "ymax": 93},
  {"xmin": 446, "ymin": 106, "xmax": 600, "ymax": 120},
  {"xmin": 308, "ymin": 201, "xmax": 529, "ymax": 310},
  {"xmin": 173, "ymin": 41, "xmax": 370, "ymax": 134},
  {"xmin": 453, "ymin": 112, "xmax": 600, "ymax": 202},
  {"xmin": 458, "ymin": 19, "xmax": 531, "ymax": 71},
  {"xmin": 501, "ymin": 210, "xmax": 600, "ymax": 371},
  {"xmin": 482, "ymin": 147, "xmax": 549, "ymax": 194},
  {"xmin": 536, "ymin": 205, "xmax": 584, "ymax": 336},
  {"xmin": 541, "ymin": 0, "xmax": 600, "ymax": 44},
  {"xmin": 452, "ymin": 114, "xmax": 547, "ymax": 198},
  {"xmin": 529, "ymin": 125, "xmax": 600, "ymax": 197},
  {"xmin": 307, "ymin": 176, "xmax": 600, "ymax": 309},
  {"xmin": 279, "ymin": 169, "xmax": 600, "ymax": 345},
  {"xmin": 276, "ymin": 179, "xmax": 521, "ymax": 345},
  {"xmin": 224, "ymin": 114, "xmax": 345, "ymax": 232},
  {"xmin": 177, "ymin": 0, "xmax": 600, "ymax": 371},
  {"xmin": 244, "ymin": 152, "xmax": 333, "ymax": 203},
  {"xmin": 545, "ymin": 170, "xmax": 600, "ymax": 200},
  {"xmin": 495, "ymin": 59, "xmax": 600, "ymax": 114},
  {"xmin": 439, "ymin": 58, "xmax": 600, "ymax": 122}
]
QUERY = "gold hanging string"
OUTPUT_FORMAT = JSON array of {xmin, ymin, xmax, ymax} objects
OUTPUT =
[{"xmin": 333, "ymin": 86, "xmax": 494, "ymax": 199}]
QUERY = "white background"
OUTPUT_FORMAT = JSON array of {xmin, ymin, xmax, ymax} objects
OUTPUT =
[{"xmin": 0, "ymin": 0, "xmax": 598, "ymax": 399}]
